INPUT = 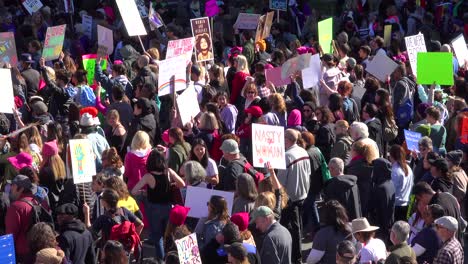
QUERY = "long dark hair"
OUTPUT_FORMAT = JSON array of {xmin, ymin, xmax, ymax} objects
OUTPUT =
[
  {"xmin": 390, "ymin": 145, "xmax": 409, "ymax": 176},
  {"xmin": 169, "ymin": 127, "xmax": 190, "ymax": 155},
  {"xmin": 190, "ymin": 138, "xmax": 209, "ymax": 167},
  {"xmin": 376, "ymin": 88, "xmax": 394, "ymax": 121},
  {"xmin": 101, "ymin": 188, "xmax": 120, "ymax": 215},
  {"xmin": 322, "ymin": 200, "xmax": 351, "ymax": 235},
  {"xmin": 208, "ymin": 195, "xmax": 230, "ymax": 222},
  {"xmin": 146, "ymin": 149, "xmax": 170, "ymax": 191},
  {"xmin": 102, "ymin": 240, "xmax": 129, "ymax": 264}
]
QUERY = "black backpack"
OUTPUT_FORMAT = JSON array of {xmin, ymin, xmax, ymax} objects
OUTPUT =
[{"xmin": 20, "ymin": 198, "xmax": 54, "ymax": 230}]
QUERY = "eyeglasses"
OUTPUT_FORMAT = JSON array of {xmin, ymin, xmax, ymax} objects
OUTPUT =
[{"xmin": 247, "ymin": 91, "xmax": 256, "ymax": 94}]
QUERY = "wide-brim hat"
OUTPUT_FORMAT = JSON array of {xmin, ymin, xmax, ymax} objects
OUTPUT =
[{"xmin": 351, "ymin": 218, "xmax": 379, "ymax": 233}]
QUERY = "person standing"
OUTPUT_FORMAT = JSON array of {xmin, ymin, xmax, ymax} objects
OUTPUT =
[
  {"xmin": 385, "ymin": 221, "xmax": 416, "ymax": 264},
  {"xmin": 433, "ymin": 216, "xmax": 464, "ymax": 264}
]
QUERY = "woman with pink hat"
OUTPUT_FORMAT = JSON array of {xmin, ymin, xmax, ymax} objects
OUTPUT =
[
  {"xmin": 163, "ymin": 205, "xmax": 191, "ymax": 254},
  {"xmin": 39, "ymin": 140, "xmax": 67, "ymax": 211}
]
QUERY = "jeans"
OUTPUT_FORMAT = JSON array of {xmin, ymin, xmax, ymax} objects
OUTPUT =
[
  {"xmin": 280, "ymin": 199, "xmax": 304, "ymax": 264},
  {"xmin": 303, "ymin": 192, "xmax": 320, "ymax": 233},
  {"xmin": 146, "ymin": 201, "xmax": 172, "ymax": 260}
]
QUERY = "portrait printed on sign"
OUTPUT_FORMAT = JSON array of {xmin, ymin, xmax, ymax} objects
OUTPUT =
[{"xmin": 191, "ymin": 17, "xmax": 214, "ymax": 62}]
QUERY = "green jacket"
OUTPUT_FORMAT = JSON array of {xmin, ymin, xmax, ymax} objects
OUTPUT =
[
  {"xmin": 385, "ymin": 242, "xmax": 416, "ymax": 264},
  {"xmin": 168, "ymin": 142, "xmax": 191, "ymax": 173}
]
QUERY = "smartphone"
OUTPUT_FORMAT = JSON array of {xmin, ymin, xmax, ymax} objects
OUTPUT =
[{"xmin": 264, "ymin": 163, "xmax": 271, "ymax": 178}]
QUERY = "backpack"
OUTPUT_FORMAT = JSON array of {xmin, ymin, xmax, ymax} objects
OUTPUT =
[
  {"xmin": 20, "ymin": 198, "xmax": 54, "ymax": 230},
  {"xmin": 396, "ymin": 78, "xmax": 416, "ymax": 127},
  {"xmin": 382, "ymin": 117, "xmax": 398, "ymax": 142},
  {"xmin": 108, "ymin": 213, "xmax": 141, "ymax": 261},
  {"xmin": 343, "ymin": 97, "xmax": 360, "ymax": 123},
  {"xmin": 232, "ymin": 159, "xmax": 265, "ymax": 187}
]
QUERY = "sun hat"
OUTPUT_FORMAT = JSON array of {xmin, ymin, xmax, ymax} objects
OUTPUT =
[
  {"xmin": 351, "ymin": 218, "xmax": 379, "ymax": 233},
  {"xmin": 169, "ymin": 205, "xmax": 191, "ymax": 226},
  {"xmin": 220, "ymin": 139, "xmax": 239, "ymax": 154},
  {"xmin": 8, "ymin": 152, "xmax": 33, "ymax": 170}
]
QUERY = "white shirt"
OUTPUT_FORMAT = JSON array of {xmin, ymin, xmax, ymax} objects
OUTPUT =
[{"xmin": 359, "ymin": 238, "xmax": 387, "ymax": 263}]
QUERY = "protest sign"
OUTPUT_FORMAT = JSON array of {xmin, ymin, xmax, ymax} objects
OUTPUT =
[
  {"xmin": 96, "ymin": 45, "xmax": 108, "ymax": 59},
  {"xmin": 166, "ymin": 37, "xmax": 195, "ymax": 62},
  {"xmin": 175, "ymin": 233, "xmax": 202, "ymax": 264},
  {"xmin": 158, "ymin": 55, "xmax": 187, "ymax": 96},
  {"xmin": 0, "ymin": 32, "xmax": 17, "ymax": 67},
  {"xmin": 301, "ymin": 54, "xmax": 322, "ymax": 89},
  {"xmin": 205, "ymin": 0, "xmax": 220, "ymax": 17},
  {"xmin": 270, "ymin": 0, "xmax": 287, "ymax": 10},
  {"xmin": 461, "ymin": 117, "xmax": 468, "ymax": 144},
  {"xmin": 149, "ymin": 3, "xmax": 164, "ymax": 30},
  {"xmin": 42, "ymin": 25, "xmax": 66, "ymax": 61},
  {"xmin": 63, "ymin": 0, "xmax": 74, "ymax": 13},
  {"xmin": 185, "ymin": 186, "xmax": 234, "ymax": 218},
  {"xmin": 82, "ymin": 54, "xmax": 107, "ymax": 85},
  {"xmin": 451, "ymin": 34, "xmax": 468, "ymax": 67},
  {"xmin": 252, "ymin": 123, "xmax": 286, "ymax": 169},
  {"xmin": 97, "ymin": 25, "xmax": 113, "ymax": 54},
  {"xmin": 265, "ymin": 67, "xmax": 291, "ymax": 87},
  {"xmin": 318, "ymin": 18, "xmax": 333, "ymax": 54},
  {"xmin": 191, "ymin": 17, "xmax": 214, "ymax": 62},
  {"xmin": 281, "ymin": 53, "xmax": 311, "ymax": 79},
  {"xmin": 115, "ymin": 0, "xmax": 147, "ymax": 36},
  {"xmin": 365, "ymin": 51, "xmax": 398, "ymax": 82},
  {"xmin": 384, "ymin": 25, "xmax": 392, "ymax": 47},
  {"xmin": 262, "ymin": 11, "xmax": 275, "ymax": 39},
  {"xmin": 82, "ymin": 15, "xmax": 93, "ymax": 39},
  {"xmin": 0, "ymin": 234, "xmax": 15, "ymax": 264},
  {"xmin": 177, "ymin": 86, "xmax": 200, "ymax": 126},
  {"xmin": 404, "ymin": 130, "xmax": 422, "ymax": 152},
  {"xmin": 417, "ymin": 52, "xmax": 454, "ymax": 85},
  {"xmin": 69, "ymin": 139, "xmax": 96, "ymax": 184},
  {"xmin": 234, "ymin": 13, "xmax": 261, "ymax": 30},
  {"xmin": 0, "ymin": 69, "xmax": 14, "ymax": 114},
  {"xmin": 255, "ymin": 14, "xmax": 266, "ymax": 42},
  {"xmin": 22, "ymin": 0, "xmax": 43, "ymax": 15},
  {"xmin": 405, "ymin": 33, "xmax": 426, "ymax": 76},
  {"xmin": 135, "ymin": 0, "xmax": 148, "ymax": 18}
]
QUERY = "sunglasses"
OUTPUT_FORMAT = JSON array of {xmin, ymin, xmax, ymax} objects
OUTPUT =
[{"xmin": 247, "ymin": 91, "xmax": 256, "ymax": 94}]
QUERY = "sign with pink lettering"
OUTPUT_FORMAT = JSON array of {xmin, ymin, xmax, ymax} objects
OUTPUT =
[
  {"xmin": 175, "ymin": 233, "xmax": 202, "ymax": 264},
  {"xmin": 252, "ymin": 123, "xmax": 286, "ymax": 169},
  {"xmin": 42, "ymin": 25, "xmax": 66, "ymax": 61},
  {"xmin": 166, "ymin": 37, "xmax": 195, "ymax": 62}
]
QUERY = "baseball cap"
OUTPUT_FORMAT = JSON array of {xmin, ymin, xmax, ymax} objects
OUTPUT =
[
  {"xmin": 250, "ymin": 206, "xmax": 273, "ymax": 223},
  {"xmin": 244, "ymin": 106, "xmax": 263, "ymax": 118},
  {"xmin": 11, "ymin": 174, "xmax": 37, "ymax": 194},
  {"xmin": 435, "ymin": 216, "xmax": 458, "ymax": 232},
  {"xmin": 220, "ymin": 139, "xmax": 239, "ymax": 154}
]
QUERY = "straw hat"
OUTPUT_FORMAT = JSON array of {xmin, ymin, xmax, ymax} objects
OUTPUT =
[{"xmin": 351, "ymin": 218, "xmax": 379, "ymax": 233}]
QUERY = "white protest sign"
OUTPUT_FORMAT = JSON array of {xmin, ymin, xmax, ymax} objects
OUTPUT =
[
  {"xmin": 82, "ymin": 15, "xmax": 93, "ymax": 39},
  {"xmin": 69, "ymin": 139, "xmax": 96, "ymax": 184},
  {"xmin": 166, "ymin": 37, "xmax": 195, "ymax": 63},
  {"xmin": 366, "ymin": 51, "xmax": 398, "ymax": 82},
  {"xmin": 451, "ymin": 34, "xmax": 468, "ymax": 67},
  {"xmin": 185, "ymin": 186, "xmax": 234, "ymax": 218},
  {"xmin": 177, "ymin": 86, "xmax": 200, "ymax": 126},
  {"xmin": 252, "ymin": 123, "xmax": 286, "ymax": 169},
  {"xmin": 405, "ymin": 33, "xmax": 426, "ymax": 76},
  {"xmin": 301, "ymin": 54, "xmax": 322, "ymax": 89},
  {"xmin": 135, "ymin": 0, "xmax": 148, "ymax": 18},
  {"xmin": 115, "ymin": 0, "xmax": 147, "ymax": 36},
  {"xmin": 281, "ymin": 53, "xmax": 311, "ymax": 79},
  {"xmin": 97, "ymin": 25, "xmax": 114, "ymax": 54},
  {"xmin": 234, "ymin": 13, "xmax": 261, "ymax": 30},
  {"xmin": 22, "ymin": 0, "xmax": 43, "ymax": 15},
  {"xmin": 0, "ymin": 69, "xmax": 14, "ymax": 114},
  {"xmin": 158, "ymin": 55, "xmax": 187, "ymax": 96},
  {"xmin": 149, "ymin": 3, "xmax": 164, "ymax": 31},
  {"xmin": 175, "ymin": 233, "xmax": 202, "ymax": 264}
]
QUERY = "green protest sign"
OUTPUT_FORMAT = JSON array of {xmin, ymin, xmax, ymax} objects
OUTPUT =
[
  {"xmin": 318, "ymin": 18, "xmax": 333, "ymax": 54},
  {"xmin": 417, "ymin": 52, "xmax": 454, "ymax": 85},
  {"xmin": 42, "ymin": 25, "xmax": 66, "ymax": 61},
  {"xmin": 82, "ymin": 54, "xmax": 107, "ymax": 85}
]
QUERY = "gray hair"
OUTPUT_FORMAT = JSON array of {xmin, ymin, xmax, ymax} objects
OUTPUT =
[
  {"xmin": 350, "ymin": 122, "xmax": 369, "ymax": 140},
  {"xmin": 184, "ymin": 161, "xmax": 206, "ymax": 185},
  {"xmin": 329, "ymin": 158, "xmax": 344, "ymax": 174},
  {"xmin": 418, "ymin": 136, "xmax": 433, "ymax": 150},
  {"xmin": 391, "ymin": 221, "xmax": 411, "ymax": 243}
]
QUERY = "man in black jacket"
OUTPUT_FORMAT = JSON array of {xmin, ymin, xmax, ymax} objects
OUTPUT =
[
  {"xmin": 56, "ymin": 203, "xmax": 96, "ymax": 264},
  {"xmin": 362, "ymin": 103, "xmax": 383, "ymax": 156},
  {"xmin": 19, "ymin": 53, "xmax": 40, "ymax": 99}
]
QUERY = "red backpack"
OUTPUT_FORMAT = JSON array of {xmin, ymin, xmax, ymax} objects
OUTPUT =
[
  {"xmin": 232, "ymin": 159, "xmax": 265, "ymax": 187},
  {"xmin": 108, "ymin": 214, "xmax": 141, "ymax": 261}
]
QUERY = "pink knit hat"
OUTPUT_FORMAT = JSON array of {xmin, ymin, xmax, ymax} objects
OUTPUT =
[{"xmin": 42, "ymin": 140, "xmax": 58, "ymax": 157}]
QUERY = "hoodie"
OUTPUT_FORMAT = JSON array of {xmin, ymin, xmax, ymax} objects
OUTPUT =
[
  {"xmin": 57, "ymin": 219, "xmax": 95, "ymax": 264},
  {"xmin": 287, "ymin": 109, "xmax": 307, "ymax": 132},
  {"xmin": 124, "ymin": 149, "xmax": 151, "ymax": 190},
  {"xmin": 94, "ymin": 63, "xmax": 134, "ymax": 100},
  {"xmin": 120, "ymin": 44, "xmax": 140, "ymax": 80},
  {"xmin": 323, "ymin": 174, "xmax": 362, "ymax": 219}
]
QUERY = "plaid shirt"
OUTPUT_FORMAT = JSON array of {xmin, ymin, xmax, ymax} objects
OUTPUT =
[{"xmin": 433, "ymin": 236, "xmax": 464, "ymax": 264}]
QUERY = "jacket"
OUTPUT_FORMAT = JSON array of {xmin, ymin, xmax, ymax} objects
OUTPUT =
[
  {"xmin": 345, "ymin": 157, "xmax": 373, "ymax": 216},
  {"xmin": 132, "ymin": 66, "xmax": 158, "ymax": 88},
  {"xmin": 316, "ymin": 123, "xmax": 335, "ymax": 162},
  {"xmin": 277, "ymin": 144, "xmax": 311, "ymax": 202},
  {"xmin": 366, "ymin": 118, "xmax": 383, "ymax": 156},
  {"xmin": 330, "ymin": 135, "xmax": 353, "ymax": 162},
  {"xmin": 21, "ymin": 67, "xmax": 40, "ymax": 98},
  {"xmin": 123, "ymin": 113, "xmax": 157, "ymax": 154},
  {"xmin": 124, "ymin": 149, "xmax": 150, "ymax": 190},
  {"xmin": 95, "ymin": 63, "xmax": 133, "ymax": 100},
  {"xmin": 385, "ymin": 242, "xmax": 416, "ymax": 264},
  {"xmin": 40, "ymin": 67, "xmax": 72, "ymax": 118},
  {"xmin": 306, "ymin": 146, "xmax": 327, "ymax": 194},
  {"xmin": 218, "ymin": 157, "xmax": 246, "ymax": 192},
  {"xmin": 324, "ymin": 174, "xmax": 362, "ymax": 220},
  {"xmin": 168, "ymin": 142, "xmax": 191, "ymax": 173},
  {"xmin": 57, "ymin": 219, "xmax": 96, "ymax": 264},
  {"xmin": 260, "ymin": 221, "xmax": 292, "ymax": 264}
]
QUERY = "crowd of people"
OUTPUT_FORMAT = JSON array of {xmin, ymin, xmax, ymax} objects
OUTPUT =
[{"xmin": 0, "ymin": 0, "xmax": 467, "ymax": 263}]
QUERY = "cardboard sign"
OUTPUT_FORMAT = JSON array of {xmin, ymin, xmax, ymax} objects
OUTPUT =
[
  {"xmin": 0, "ymin": 69, "xmax": 14, "ymax": 114},
  {"xmin": 281, "ymin": 53, "xmax": 311, "ymax": 79},
  {"xmin": 166, "ymin": 37, "xmax": 195, "ymax": 62},
  {"xmin": 384, "ymin": 25, "xmax": 392, "ymax": 47},
  {"xmin": 115, "ymin": 0, "xmax": 147, "ymax": 36},
  {"xmin": 255, "ymin": 12, "xmax": 274, "ymax": 42},
  {"xmin": 417, "ymin": 52, "xmax": 454, "ymax": 85},
  {"xmin": 318, "ymin": 18, "xmax": 333, "ymax": 54},
  {"xmin": 451, "ymin": 34, "xmax": 468, "ymax": 67},
  {"xmin": 0, "ymin": 234, "xmax": 15, "ymax": 264},
  {"xmin": 22, "ymin": 0, "xmax": 43, "ymax": 15},
  {"xmin": 185, "ymin": 186, "xmax": 234, "ymax": 218},
  {"xmin": 301, "ymin": 54, "xmax": 322, "ymax": 89},
  {"xmin": 404, "ymin": 130, "xmax": 422, "ymax": 152},
  {"xmin": 135, "ymin": 0, "xmax": 148, "ymax": 18},
  {"xmin": 177, "ymin": 86, "xmax": 200, "ymax": 126},
  {"xmin": 175, "ymin": 233, "xmax": 202, "ymax": 264},
  {"xmin": 365, "ymin": 51, "xmax": 398, "ymax": 82},
  {"xmin": 82, "ymin": 15, "xmax": 93, "ymax": 39},
  {"xmin": 405, "ymin": 33, "xmax": 426, "ymax": 76},
  {"xmin": 96, "ymin": 45, "xmax": 108, "ymax": 59},
  {"xmin": 158, "ymin": 55, "xmax": 187, "ymax": 96},
  {"xmin": 0, "ymin": 32, "xmax": 18, "ymax": 67},
  {"xmin": 97, "ymin": 25, "xmax": 113, "ymax": 54},
  {"xmin": 265, "ymin": 67, "xmax": 291, "ymax": 87},
  {"xmin": 42, "ymin": 25, "xmax": 66, "ymax": 61},
  {"xmin": 252, "ymin": 123, "xmax": 286, "ymax": 169},
  {"xmin": 461, "ymin": 117, "xmax": 468, "ymax": 144},
  {"xmin": 234, "ymin": 13, "xmax": 261, "ymax": 30},
  {"xmin": 191, "ymin": 17, "xmax": 214, "ymax": 62},
  {"xmin": 205, "ymin": 0, "xmax": 220, "ymax": 17},
  {"xmin": 149, "ymin": 3, "xmax": 164, "ymax": 31},
  {"xmin": 82, "ymin": 54, "xmax": 107, "ymax": 85},
  {"xmin": 69, "ymin": 139, "xmax": 96, "ymax": 184},
  {"xmin": 270, "ymin": 0, "xmax": 287, "ymax": 11}
]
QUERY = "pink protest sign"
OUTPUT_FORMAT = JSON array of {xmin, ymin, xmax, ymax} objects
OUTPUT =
[
  {"xmin": 265, "ymin": 67, "xmax": 291, "ymax": 87},
  {"xmin": 205, "ymin": 0, "xmax": 220, "ymax": 17}
]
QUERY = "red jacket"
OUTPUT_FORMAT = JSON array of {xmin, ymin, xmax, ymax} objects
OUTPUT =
[
  {"xmin": 230, "ymin": 72, "xmax": 249, "ymax": 105},
  {"xmin": 6, "ymin": 194, "xmax": 36, "ymax": 258}
]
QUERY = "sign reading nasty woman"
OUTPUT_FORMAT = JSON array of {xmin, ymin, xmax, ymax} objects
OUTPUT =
[{"xmin": 252, "ymin": 123, "xmax": 286, "ymax": 169}]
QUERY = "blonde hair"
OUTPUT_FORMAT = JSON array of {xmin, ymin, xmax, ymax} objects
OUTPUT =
[
  {"xmin": 352, "ymin": 138, "xmax": 378, "ymax": 164},
  {"xmin": 242, "ymin": 82, "xmax": 258, "ymax": 97},
  {"xmin": 255, "ymin": 191, "xmax": 276, "ymax": 210},
  {"xmin": 199, "ymin": 112, "xmax": 219, "ymax": 130},
  {"xmin": 235, "ymin": 55, "xmax": 249, "ymax": 74},
  {"xmin": 106, "ymin": 109, "xmax": 120, "ymax": 122},
  {"xmin": 28, "ymin": 126, "xmax": 43, "ymax": 150},
  {"xmin": 131, "ymin": 131, "xmax": 151, "ymax": 151},
  {"xmin": 48, "ymin": 155, "xmax": 66, "ymax": 181},
  {"xmin": 146, "ymin": 47, "xmax": 160, "ymax": 60},
  {"xmin": 44, "ymin": 66, "xmax": 55, "ymax": 81},
  {"xmin": 269, "ymin": 93, "xmax": 286, "ymax": 114},
  {"xmin": 335, "ymin": 120, "xmax": 349, "ymax": 130}
]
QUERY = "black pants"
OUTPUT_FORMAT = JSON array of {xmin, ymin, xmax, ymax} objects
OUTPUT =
[
  {"xmin": 395, "ymin": 205, "xmax": 409, "ymax": 222},
  {"xmin": 280, "ymin": 199, "xmax": 304, "ymax": 264}
]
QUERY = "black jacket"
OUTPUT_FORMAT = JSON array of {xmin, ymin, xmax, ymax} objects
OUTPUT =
[
  {"xmin": 324, "ymin": 174, "xmax": 362, "ymax": 220},
  {"xmin": 306, "ymin": 146, "xmax": 324, "ymax": 194},
  {"xmin": 57, "ymin": 219, "xmax": 96, "ymax": 264},
  {"xmin": 39, "ymin": 67, "xmax": 72, "ymax": 118},
  {"xmin": 366, "ymin": 118, "xmax": 383, "ymax": 156},
  {"xmin": 21, "ymin": 67, "xmax": 40, "ymax": 98},
  {"xmin": 316, "ymin": 123, "xmax": 335, "ymax": 162},
  {"xmin": 345, "ymin": 157, "xmax": 373, "ymax": 217}
]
